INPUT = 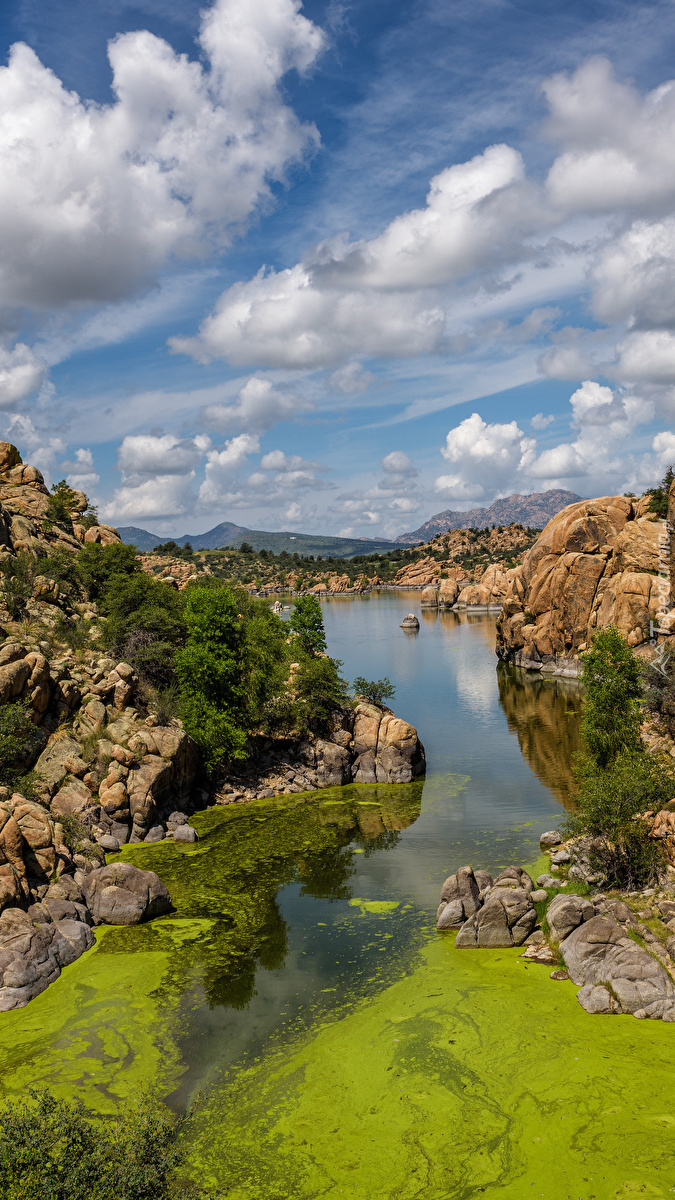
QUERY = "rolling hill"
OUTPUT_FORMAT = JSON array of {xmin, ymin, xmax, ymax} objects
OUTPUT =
[{"xmin": 117, "ymin": 523, "xmax": 394, "ymax": 559}]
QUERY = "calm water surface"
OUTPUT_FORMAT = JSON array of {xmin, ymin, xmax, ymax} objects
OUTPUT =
[{"xmin": 4, "ymin": 592, "xmax": 674, "ymax": 1199}]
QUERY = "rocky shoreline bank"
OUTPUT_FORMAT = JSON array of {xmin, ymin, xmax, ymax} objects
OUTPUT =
[{"xmin": 437, "ymin": 828, "xmax": 675, "ymax": 1021}]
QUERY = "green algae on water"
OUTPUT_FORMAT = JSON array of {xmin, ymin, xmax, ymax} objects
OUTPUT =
[
  {"xmin": 187, "ymin": 932, "xmax": 675, "ymax": 1200},
  {"xmin": 348, "ymin": 898, "xmax": 400, "ymax": 915}
]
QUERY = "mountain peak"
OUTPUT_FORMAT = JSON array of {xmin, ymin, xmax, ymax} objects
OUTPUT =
[{"xmin": 396, "ymin": 490, "xmax": 583, "ymax": 544}]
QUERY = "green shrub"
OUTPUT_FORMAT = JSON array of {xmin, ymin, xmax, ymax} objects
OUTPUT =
[
  {"xmin": 293, "ymin": 655, "xmax": 348, "ymax": 732},
  {"xmin": 0, "ymin": 700, "xmax": 41, "ymax": 790},
  {"xmin": 40, "ymin": 548, "xmax": 83, "ymax": 593},
  {"xmin": 290, "ymin": 596, "xmax": 326, "ymax": 656},
  {"xmin": 565, "ymin": 627, "xmax": 670, "ymax": 887},
  {"xmin": 57, "ymin": 812, "xmax": 91, "ymax": 854},
  {"xmin": 579, "ymin": 625, "xmax": 643, "ymax": 768},
  {"xmin": 43, "ymin": 480, "xmax": 81, "ymax": 529},
  {"xmin": 643, "ymin": 648, "xmax": 675, "ymax": 739},
  {"xmin": 0, "ymin": 1088, "xmax": 214, "ymax": 1199},
  {"xmin": 563, "ymin": 750, "xmax": 673, "ymax": 888},
  {"xmin": 53, "ymin": 615, "xmax": 90, "ymax": 651},
  {"xmin": 644, "ymin": 464, "xmax": 674, "ymax": 519},
  {"xmin": 99, "ymin": 575, "xmax": 185, "ymax": 653},
  {"xmin": 352, "ymin": 676, "xmax": 395, "ymax": 706},
  {"xmin": 175, "ymin": 586, "xmax": 249, "ymax": 772},
  {"xmin": 0, "ymin": 552, "xmax": 35, "ymax": 619},
  {"xmin": 77, "ymin": 542, "xmax": 141, "ymax": 601}
]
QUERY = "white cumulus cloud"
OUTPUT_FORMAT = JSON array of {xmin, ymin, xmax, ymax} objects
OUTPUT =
[
  {"xmin": 201, "ymin": 375, "xmax": 312, "ymax": 433},
  {"xmin": 434, "ymin": 412, "xmax": 535, "ymax": 500},
  {"xmin": 0, "ymin": 0, "xmax": 323, "ymax": 311}
]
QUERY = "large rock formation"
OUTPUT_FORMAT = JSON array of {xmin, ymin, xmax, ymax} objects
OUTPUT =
[
  {"xmin": 436, "ymin": 865, "xmax": 537, "ymax": 947},
  {"xmin": 496, "ymin": 493, "xmax": 671, "ymax": 675},
  {"xmin": 300, "ymin": 703, "xmax": 425, "ymax": 787},
  {"xmin": 0, "ymin": 790, "xmax": 172, "ymax": 1009},
  {"xmin": 561, "ymin": 915, "xmax": 675, "ymax": 1020},
  {"xmin": 0, "ymin": 440, "xmax": 121, "ymax": 564}
]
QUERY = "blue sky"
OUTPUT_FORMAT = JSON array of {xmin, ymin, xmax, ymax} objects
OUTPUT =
[{"xmin": 1, "ymin": 0, "xmax": 675, "ymax": 537}]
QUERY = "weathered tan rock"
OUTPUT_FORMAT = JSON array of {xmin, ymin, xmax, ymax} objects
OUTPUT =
[
  {"xmin": 420, "ymin": 585, "xmax": 438, "ymax": 608},
  {"xmin": 497, "ymin": 495, "xmax": 666, "ymax": 672},
  {"xmin": 438, "ymin": 578, "xmax": 460, "ymax": 607}
]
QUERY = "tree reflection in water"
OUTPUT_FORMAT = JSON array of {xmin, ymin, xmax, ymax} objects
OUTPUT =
[
  {"xmin": 497, "ymin": 662, "xmax": 583, "ymax": 808},
  {"xmin": 100, "ymin": 785, "xmax": 423, "ymax": 1013}
]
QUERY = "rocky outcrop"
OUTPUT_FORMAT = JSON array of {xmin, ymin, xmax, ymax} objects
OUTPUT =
[
  {"xmin": 561, "ymin": 915, "xmax": 675, "ymax": 1020},
  {"xmin": 0, "ymin": 441, "xmax": 121, "ymax": 570},
  {"xmin": 455, "ymin": 563, "xmax": 508, "ymax": 610},
  {"xmin": 82, "ymin": 862, "xmax": 172, "ymax": 925},
  {"xmin": 497, "ymin": 493, "xmax": 670, "ymax": 675},
  {"xmin": 303, "ymin": 704, "xmax": 425, "ymax": 787},
  {"xmin": 0, "ymin": 791, "xmax": 172, "ymax": 1009},
  {"xmin": 436, "ymin": 865, "xmax": 537, "ymax": 947},
  {"xmin": 0, "ymin": 907, "xmax": 95, "ymax": 1012}
]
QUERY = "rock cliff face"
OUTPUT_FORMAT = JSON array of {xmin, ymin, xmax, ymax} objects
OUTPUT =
[
  {"xmin": 0, "ymin": 440, "xmax": 121, "ymax": 561},
  {"xmin": 496, "ymin": 493, "xmax": 671, "ymax": 675}
]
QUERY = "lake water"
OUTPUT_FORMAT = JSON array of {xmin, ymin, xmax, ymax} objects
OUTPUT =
[{"xmin": 2, "ymin": 590, "xmax": 675, "ymax": 1199}]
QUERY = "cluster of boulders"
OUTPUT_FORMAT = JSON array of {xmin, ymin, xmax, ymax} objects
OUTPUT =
[
  {"xmin": 497, "ymin": 490, "xmax": 675, "ymax": 676},
  {"xmin": 437, "ymin": 841, "xmax": 675, "ymax": 1020},
  {"xmin": 436, "ymin": 865, "xmax": 538, "ymax": 946},
  {"xmin": 215, "ymin": 703, "xmax": 425, "ymax": 803},
  {"xmin": 420, "ymin": 564, "xmax": 509, "ymax": 613},
  {"xmin": 139, "ymin": 554, "xmax": 212, "ymax": 591},
  {"xmin": 0, "ymin": 789, "xmax": 173, "ymax": 1010},
  {"xmin": 0, "ymin": 631, "xmax": 201, "ymax": 849}
]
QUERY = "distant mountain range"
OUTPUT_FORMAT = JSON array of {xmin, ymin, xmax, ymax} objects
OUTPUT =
[
  {"xmin": 117, "ymin": 522, "xmax": 395, "ymax": 559},
  {"xmin": 395, "ymin": 490, "xmax": 583, "ymax": 544}
]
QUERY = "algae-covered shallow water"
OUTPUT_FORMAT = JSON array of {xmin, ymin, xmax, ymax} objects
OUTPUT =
[{"xmin": 2, "ymin": 591, "xmax": 674, "ymax": 1198}]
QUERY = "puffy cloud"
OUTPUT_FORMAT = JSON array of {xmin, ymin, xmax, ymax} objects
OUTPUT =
[
  {"xmin": 526, "ymin": 380, "xmax": 652, "ymax": 489},
  {"xmin": 434, "ymin": 412, "xmax": 535, "ymax": 500},
  {"xmin": 258, "ymin": 448, "xmax": 325, "ymax": 489},
  {"xmin": 1, "ymin": 413, "xmax": 64, "ymax": 480},
  {"xmin": 104, "ymin": 475, "xmax": 198, "ymax": 521},
  {"xmin": 329, "ymin": 362, "xmax": 376, "ymax": 394},
  {"xmin": 170, "ymin": 261, "xmax": 447, "ymax": 368},
  {"xmin": 381, "ymin": 450, "xmax": 416, "ymax": 476},
  {"xmin": 198, "ymin": 432, "xmax": 260, "ymax": 507},
  {"xmin": 616, "ymin": 330, "xmax": 675, "ymax": 384},
  {"xmin": 544, "ymin": 58, "xmax": 675, "ymax": 216},
  {"xmin": 116, "ymin": 434, "xmax": 209, "ymax": 482},
  {"xmin": 0, "ymin": 343, "xmax": 45, "ymax": 407},
  {"xmin": 531, "ymin": 412, "xmax": 554, "ymax": 430},
  {"xmin": 590, "ymin": 217, "xmax": 675, "ymax": 329},
  {"xmin": 388, "ymin": 496, "xmax": 420, "ymax": 512},
  {"xmin": 0, "ymin": 0, "xmax": 323, "ymax": 310},
  {"xmin": 64, "ymin": 447, "xmax": 99, "ymax": 492},
  {"xmin": 201, "ymin": 375, "xmax": 312, "ymax": 433},
  {"xmin": 283, "ymin": 501, "xmax": 302, "ymax": 523},
  {"xmin": 170, "ymin": 144, "xmax": 531, "ymax": 368}
]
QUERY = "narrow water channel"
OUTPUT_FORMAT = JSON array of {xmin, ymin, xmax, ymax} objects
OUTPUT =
[{"xmin": 1, "ymin": 591, "xmax": 674, "ymax": 1199}]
